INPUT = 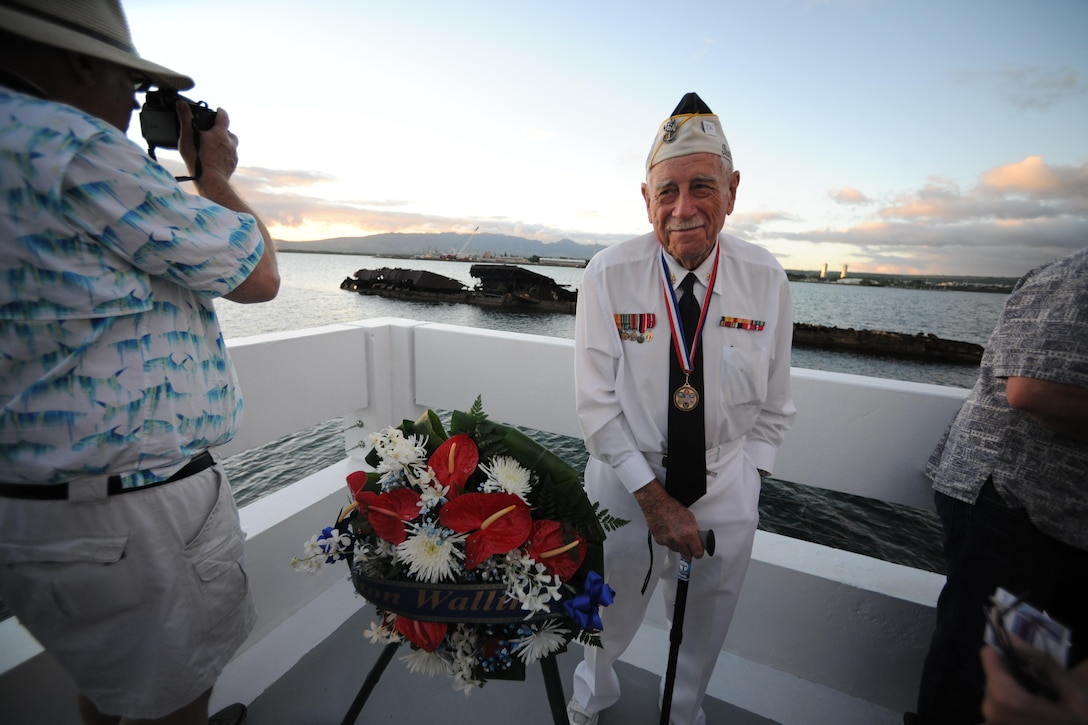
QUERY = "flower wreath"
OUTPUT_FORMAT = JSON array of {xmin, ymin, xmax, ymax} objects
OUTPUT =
[{"xmin": 293, "ymin": 397, "xmax": 626, "ymax": 692}]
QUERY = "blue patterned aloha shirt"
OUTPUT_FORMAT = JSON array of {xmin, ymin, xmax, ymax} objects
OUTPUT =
[
  {"xmin": 0, "ymin": 88, "xmax": 265, "ymax": 487},
  {"xmin": 926, "ymin": 248, "xmax": 1088, "ymax": 550}
]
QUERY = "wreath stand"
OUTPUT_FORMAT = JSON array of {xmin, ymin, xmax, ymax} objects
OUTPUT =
[
  {"xmin": 339, "ymin": 641, "xmax": 568, "ymax": 725},
  {"xmin": 341, "ymin": 564, "xmax": 570, "ymax": 725}
]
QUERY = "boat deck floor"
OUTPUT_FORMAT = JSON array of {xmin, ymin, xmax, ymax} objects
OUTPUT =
[{"xmin": 248, "ymin": 602, "xmax": 779, "ymax": 724}]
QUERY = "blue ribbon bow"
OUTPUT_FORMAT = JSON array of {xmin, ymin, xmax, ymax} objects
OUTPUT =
[{"xmin": 563, "ymin": 570, "xmax": 615, "ymax": 631}]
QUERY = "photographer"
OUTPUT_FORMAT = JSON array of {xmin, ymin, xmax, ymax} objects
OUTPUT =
[{"xmin": 0, "ymin": 1, "xmax": 278, "ymax": 724}]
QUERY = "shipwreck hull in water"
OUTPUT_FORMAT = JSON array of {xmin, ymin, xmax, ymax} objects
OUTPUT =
[
  {"xmin": 792, "ymin": 323, "xmax": 983, "ymax": 365},
  {"xmin": 340, "ymin": 267, "xmax": 985, "ymax": 364},
  {"xmin": 341, "ymin": 264, "xmax": 578, "ymax": 314}
]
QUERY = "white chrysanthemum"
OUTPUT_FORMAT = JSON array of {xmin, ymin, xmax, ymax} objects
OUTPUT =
[
  {"xmin": 513, "ymin": 620, "xmax": 570, "ymax": 663},
  {"xmin": 480, "ymin": 456, "xmax": 532, "ymax": 501},
  {"xmin": 400, "ymin": 647, "xmax": 452, "ymax": 677},
  {"xmin": 395, "ymin": 524, "xmax": 466, "ymax": 582}
]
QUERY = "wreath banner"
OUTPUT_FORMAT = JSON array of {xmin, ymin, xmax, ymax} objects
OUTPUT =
[{"xmin": 352, "ymin": 574, "xmax": 560, "ymax": 624}]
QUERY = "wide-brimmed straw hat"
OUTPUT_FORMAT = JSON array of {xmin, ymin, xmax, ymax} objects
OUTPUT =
[{"xmin": 0, "ymin": 0, "xmax": 193, "ymax": 90}]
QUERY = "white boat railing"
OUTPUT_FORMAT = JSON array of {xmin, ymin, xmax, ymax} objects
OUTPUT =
[{"xmin": 0, "ymin": 318, "xmax": 965, "ymax": 724}]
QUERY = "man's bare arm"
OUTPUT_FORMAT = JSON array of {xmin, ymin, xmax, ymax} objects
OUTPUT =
[
  {"xmin": 1005, "ymin": 377, "xmax": 1088, "ymax": 443},
  {"xmin": 177, "ymin": 103, "xmax": 279, "ymax": 303}
]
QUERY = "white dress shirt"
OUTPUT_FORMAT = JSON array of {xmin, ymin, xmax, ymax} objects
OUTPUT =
[{"xmin": 575, "ymin": 231, "xmax": 796, "ymax": 493}]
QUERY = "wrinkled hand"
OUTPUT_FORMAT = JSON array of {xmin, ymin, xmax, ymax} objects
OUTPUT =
[
  {"xmin": 980, "ymin": 643, "xmax": 1088, "ymax": 724},
  {"xmin": 634, "ymin": 481, "xmax": 704, "ymax": 559},
  {"xmin": 177, "ymin": 101, "xmax": 239, "ymax": 186}
]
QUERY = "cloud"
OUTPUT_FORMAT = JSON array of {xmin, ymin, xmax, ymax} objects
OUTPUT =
[
  {"xmin": 233, "ymin": 167, "xmax": 336, "ymax": 187},
  {"xmin": 998, "ymin": 66, "xmax": 1082, "ymax": 111},
  {"xmin": 953, "ymin": 65, "xmax": 1086, "ymax": 111},
  {"xmin": 757, "ymin": 156, "xmax": 1088, "ymax": 275},
  {"xmin": 736, "ymin": 210, "xmax": 798, "ymax": 224},
  {"xmin": 730, "ymin": 210, "xmax": 798, "ymax": 239},
  {"xmin": 979, "ymin": 156, "xmax": 1088, "ymax": 201},
  {"xmin": 165, "ymin": 160, "xmax": 633, "ymax": 245},
  {"xmin": 829, "ymin": 187, "xmax": 871, "ymax": 204},
  {"xmin": 161, "ymin": 155, "xmax": 1083, "ymax": 277},
  {"xmin": 880, "ymin": 158, "xmax": 1088, "ymax": 221}
]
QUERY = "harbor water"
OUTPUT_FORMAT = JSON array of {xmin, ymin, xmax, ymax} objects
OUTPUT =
[{"xmin": 216, "ymin": 253, "xmax": 1010, "ymax": 574}]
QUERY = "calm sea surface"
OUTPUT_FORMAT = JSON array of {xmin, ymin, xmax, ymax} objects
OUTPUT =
[{"xmin": 216, "ymin": 253, "xmax": 1010, "ymax": 574}]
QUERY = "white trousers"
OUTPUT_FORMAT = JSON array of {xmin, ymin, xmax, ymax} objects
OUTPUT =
[{"xmin": 572, "ymin": 454, "xmax": 760, "ymax": 725}]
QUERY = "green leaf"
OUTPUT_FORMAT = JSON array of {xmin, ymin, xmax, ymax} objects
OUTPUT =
[
  {"xmin": 403, "ymin": 410, "xmax": 448, "ymax": 456},
  {"xmin": 591, "ymin": 502, "xmax": 631, "ymax": 532}
]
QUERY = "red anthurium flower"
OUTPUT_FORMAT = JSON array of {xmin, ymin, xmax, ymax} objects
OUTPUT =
[
  {"xmin": 439, "ymin": 492, "xmax": 532, "ymax": 569},
  {"xmin": 394, "ymin": 615, "xmax": 447, "ymax": 652},
  {"xmin": 357, "ymin": 488, "xmax": 421, "ymax": 544},
  {"xmin": 525, "ymin": 520, "xmax": 585, "ymax": 581},
  {"xmin": 346, "ymin": 471, "xmax": 370, "ymax": 500},
  {"xmin": 428, "ymin": 433, "xmax": 478, "ymax": 497}
]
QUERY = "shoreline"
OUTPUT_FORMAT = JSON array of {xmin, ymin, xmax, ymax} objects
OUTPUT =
[
  {"xmin": 339, "ymin": 264, "xmax": 985, "ymax": 365},
  {"xmin": 282, "ymin": 249, "xmax": 1016, "ymax": 294}
]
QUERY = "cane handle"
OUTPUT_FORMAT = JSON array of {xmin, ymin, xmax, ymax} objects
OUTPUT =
[{"xmin": 699, "ymin": 529, "xmax": 716, "ymax": 557}]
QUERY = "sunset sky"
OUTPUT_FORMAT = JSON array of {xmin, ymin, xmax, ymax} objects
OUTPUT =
[{"xmin": 124, "ymin": 0, "xmax": 1087, "ymax": 277}]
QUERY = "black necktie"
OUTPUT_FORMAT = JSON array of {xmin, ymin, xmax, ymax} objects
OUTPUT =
[{"xmin": 665, "ymin": 272, "xmax": 706, "ymax": 506}]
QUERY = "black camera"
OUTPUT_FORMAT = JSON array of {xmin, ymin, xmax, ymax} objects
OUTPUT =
[{"xmin": 139, "ymin": 88, "xmax": 217, "ymax": 156}]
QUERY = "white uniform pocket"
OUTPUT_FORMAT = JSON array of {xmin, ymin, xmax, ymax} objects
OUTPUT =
[{"xmin": 721, "ymin": 344, "xmax": 769, "ymax": 407}]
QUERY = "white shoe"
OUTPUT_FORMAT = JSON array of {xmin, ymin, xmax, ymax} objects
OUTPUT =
[{"xmin": 566, "ymin": 696, "xmax": 599, "ymax": 725}]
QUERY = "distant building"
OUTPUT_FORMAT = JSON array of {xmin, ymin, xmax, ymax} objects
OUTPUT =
[
  {"xmin": 841, "ymin": 264, "xmax": 849, "ymax": 279},
  {"xmin": 820, "ymin": 263, "xmax": 828, "ymax": 279},
  {"xmin": 538, "ymin": 257, "xmax": 587, "ymax": 268}
]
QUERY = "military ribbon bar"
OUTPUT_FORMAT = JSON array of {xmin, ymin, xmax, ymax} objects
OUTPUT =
[
  {"xmin": 614, "ymin": 313, "xmax": 657, "ymax": 342},
  {"xmin": 719, "ymin": 316, "xmax": 765, "ymax": 331}
]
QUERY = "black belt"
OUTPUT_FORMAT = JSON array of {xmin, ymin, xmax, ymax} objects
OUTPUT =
[{"xmin": 0, "ymin": 452, "xmax": 215, "ymax": 500}]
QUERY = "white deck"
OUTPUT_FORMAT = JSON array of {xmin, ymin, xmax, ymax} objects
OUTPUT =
[{"xmin": 0, "ymin": 318, "xmax": 963, "ymax": 724}]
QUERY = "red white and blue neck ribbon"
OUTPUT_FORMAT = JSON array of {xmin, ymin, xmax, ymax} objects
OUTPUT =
[{"xmin": 659, "ymin": 246, "xmax": 719, "ymax": 375}]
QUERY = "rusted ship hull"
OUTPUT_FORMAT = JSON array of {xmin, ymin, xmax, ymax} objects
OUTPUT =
[
  {"xmin": 792, "ymin": 323, "xmax": 983, "ymax": 365},
  {"xmin": 341, "ymin": 265, "xmax": 578, "ymax": 314},
  {"xmin": 340, "ymin": 268, "xmax": 984, "ymax": 364},
  {"xmin": 339, "ymin": 280, "xmax": 577, "ymax": 314}
]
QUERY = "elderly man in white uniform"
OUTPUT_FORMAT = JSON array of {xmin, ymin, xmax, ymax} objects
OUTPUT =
[{"xmin": 567, "ymin": 92, "xmax": 796, "ymax": 725}]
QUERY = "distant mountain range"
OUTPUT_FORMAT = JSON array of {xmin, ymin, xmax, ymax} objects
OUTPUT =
[
  {"xmin": 276, "ymin": 232, "xmax": 1020, "ymax": 290},
  {"xmin": 275, "ymin": 232, "xmax": 602, "ymax": 260}
]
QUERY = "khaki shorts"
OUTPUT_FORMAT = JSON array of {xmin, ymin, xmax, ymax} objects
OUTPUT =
[{"xmin": 0, "ymin": 463, "xmax": 256, "ymax": 719}]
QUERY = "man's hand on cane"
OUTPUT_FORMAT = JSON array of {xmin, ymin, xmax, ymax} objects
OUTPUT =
[{"xmin": 635, "ymin": 480, "xmax": 706, "ymax": 559}]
